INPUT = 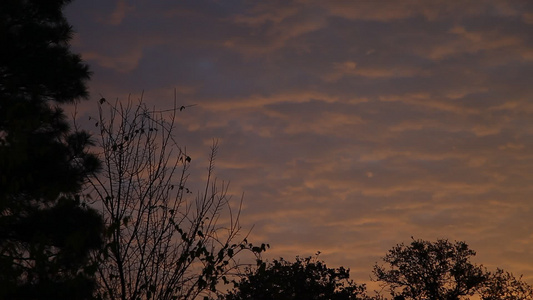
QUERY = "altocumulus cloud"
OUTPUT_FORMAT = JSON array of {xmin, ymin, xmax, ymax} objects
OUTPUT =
[{"xmin": 66, "ymin": 0, "xmax": 533, "ymax": 286}]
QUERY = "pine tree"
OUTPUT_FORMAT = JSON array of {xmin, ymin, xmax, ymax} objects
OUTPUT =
[{"xmin": 0, "ymin": 1, "xmax": 104, "ymax": 298}]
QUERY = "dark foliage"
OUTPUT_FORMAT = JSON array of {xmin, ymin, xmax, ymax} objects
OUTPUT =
[
  {"xmin": 481, "ymin": 269, "xmax": 533, "ymax": 300},
  {"xmin": 0, "ymin": 0, "xmax": 103, "ymax": 299},
  {"xmin": 373, "ymin": 238, "xmax": 533, "ymax": 300},
  {"xmin": 0, "ymin": 0, "xmax": 90, "ymax": 104},
  {"xmin": 225, "ymin": 255, "xmax": 371, "ymax": 300}
]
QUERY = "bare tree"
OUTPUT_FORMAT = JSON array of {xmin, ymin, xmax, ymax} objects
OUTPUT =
[{"xmin": 85, "ymin": 96, "xmax": 264, "ymax": 300}]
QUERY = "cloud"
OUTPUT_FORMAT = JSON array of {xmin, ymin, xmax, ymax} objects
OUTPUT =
[
  {"xmin": 200, "ymin": 91, "xmax": 342, "ymax": 111},
  {"xmin": 323, "ymin": 60, "xmax": 431, "ymax": 82},
  {"xmin": 421, "ymin": 26, "xmax": 523, "ymax": 60},
  {"xmin": 67, "ymin": 0, "xmax": 533, "ymax": 287},
  {"xmin": 81, "ymin": 49, "xmax": 143, "ymax": 73},
  {"xmin": 324, "ymin": 0, "xmax": 523, "ymax": 22},
  {"xmin": 105, "ymin": 0, "xmax": 134, "ymax": 25},
  {"xmin": 225, "ymin": 3, "xmax": 327, "ymax": 55}
]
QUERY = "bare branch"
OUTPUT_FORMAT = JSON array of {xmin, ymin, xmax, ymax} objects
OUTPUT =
[{"xmin": 86, "ymin": 96, "xmax": 262, "ymax": 300}]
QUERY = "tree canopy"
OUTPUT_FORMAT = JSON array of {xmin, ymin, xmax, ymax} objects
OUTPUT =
[
  {"xmin": 373, "ymin": 238, "xmax": 533, "ymax": 300},
  {"xmin": 224, "ymin": 239, "xmax": 532, "ymax": 300},
  {"xmin": 0, "ymin": 0, "xmax": 104, "ymax": 298},
  {"xmin": 225, "ymin": 255, "xmax": 371, "ymax": 300}
]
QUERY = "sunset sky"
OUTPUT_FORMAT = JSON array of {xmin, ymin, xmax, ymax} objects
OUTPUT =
[{"xmin": 65, "ymin": 0, "xmax": 533, "ymax": 288}]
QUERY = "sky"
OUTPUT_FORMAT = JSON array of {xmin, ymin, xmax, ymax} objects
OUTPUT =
[{"xmin": 65, "ymin": 0, "xmax": 533, "ymax": 289}]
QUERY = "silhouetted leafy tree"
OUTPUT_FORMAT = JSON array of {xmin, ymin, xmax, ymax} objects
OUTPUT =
[
  {"xmin": 88, "ymin": 98, "xmax": 264, "ymax": 300},
  {"xmin": 480, "ymin": 269, "xmax": 533, "ymax": 300},
  {"xmin": 373, "ymin": 239, "xmax": 533, "ymax": 300},
  {"xmin": 0, "ymin": 0, "xmax": 104, "ymax": 299},
  {"xmin": 224, "ymin": 255, "xmax": 372, "ymax": 300}
]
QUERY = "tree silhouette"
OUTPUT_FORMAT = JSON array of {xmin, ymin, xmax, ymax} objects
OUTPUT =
[
  {"xmin": 0, "ymin": 0, "xmax": 104, "ymax": 299},
  {"xmin": 88, "ymin": 97, "xmax": 264, "ymax": 300},
  {"xmin": 481, "ymin": 269, "xmax": 533, "ymax": 300},
  {"xmin": 373, "ymin": 238, "xmax": 533, "ymax": 300},
  {"xmin": 224, "ymin": 255, "xmax": 372, "ymax": 300}
]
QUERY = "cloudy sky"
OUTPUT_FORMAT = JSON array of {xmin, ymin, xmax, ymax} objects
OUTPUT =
[{"xmin": 65, "ymin": 0, "xmax": 533, "ymax": 288}]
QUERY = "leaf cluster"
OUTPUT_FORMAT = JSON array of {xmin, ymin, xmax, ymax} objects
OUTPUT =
[{"xmin": 225, "ymin": 255, "xmax": 371, "ymax": 300}]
